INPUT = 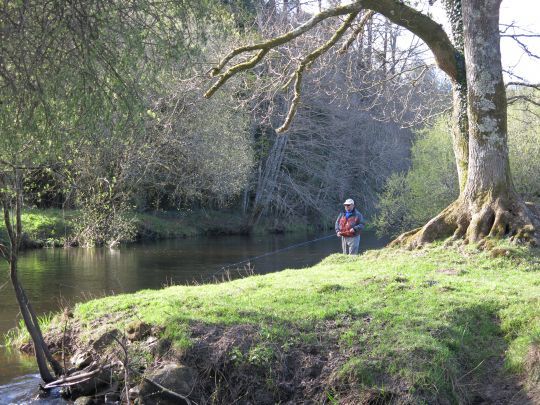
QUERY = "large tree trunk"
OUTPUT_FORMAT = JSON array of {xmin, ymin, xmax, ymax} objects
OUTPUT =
[{"xmin": 393, "ymin": 0, "xmax": 540, "ymax": 247}]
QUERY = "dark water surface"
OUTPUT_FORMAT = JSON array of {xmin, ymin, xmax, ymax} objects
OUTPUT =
[{"xmin": 0, "ymin": 232, "xmax": 386, "ymax": 402}]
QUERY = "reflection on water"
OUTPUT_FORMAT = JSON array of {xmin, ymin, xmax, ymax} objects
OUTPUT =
[
  {"xmin": 0, "ymin": 232, "xmax": 386, "ymax": 398},
  {"xmin": 0, "ymin": 372, "xmax": 64, "ymax": 404},
  {"xmin": 0, "ymin": 347, "xmax": 37, "ymax": 386}
]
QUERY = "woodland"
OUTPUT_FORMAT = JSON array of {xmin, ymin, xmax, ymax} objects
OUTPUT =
[{"xmin": 1, "ymin": 0, "xmax": 539, "ymax": 401}]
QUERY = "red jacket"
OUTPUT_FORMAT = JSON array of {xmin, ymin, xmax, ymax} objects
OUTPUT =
[{"xmin": 335, "ymin": 209, "xmax": 365, "ymax": 237}]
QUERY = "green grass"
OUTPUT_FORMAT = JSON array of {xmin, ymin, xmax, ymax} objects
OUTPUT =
[
  {"xmin": 0, "ymin": 208, "xmax": 74, "ymax": 247},
  {"xmin": 51, "ymin": 243, "xmax": 539, "ymax": 402},
  {"xmin": 2, "ymin": 312, "xmax": 56, "ymax": 348}
]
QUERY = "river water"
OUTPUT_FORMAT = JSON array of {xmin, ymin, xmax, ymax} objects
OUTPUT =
[{"xmin": 0, "ymin": 231, "xmax": 386, "ymax": 402}]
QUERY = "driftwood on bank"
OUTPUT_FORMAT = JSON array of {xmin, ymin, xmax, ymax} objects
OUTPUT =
[{"xmin": 42, "ymin": 361, "xmax": 120, "ymax": 390}]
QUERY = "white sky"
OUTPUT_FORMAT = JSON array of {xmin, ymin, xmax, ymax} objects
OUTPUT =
[
  {"xmin": 303, "ymin": 0, "xmax": 540, "ymax": 83},
  {"xmin": 499, "ymin": 0, "xmax": 540, "ymax": 82}
]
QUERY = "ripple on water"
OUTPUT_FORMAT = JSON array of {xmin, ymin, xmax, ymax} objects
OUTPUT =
[{"xmin": 0, "ymin": 374, "xmax": 64, "ymax": 404}]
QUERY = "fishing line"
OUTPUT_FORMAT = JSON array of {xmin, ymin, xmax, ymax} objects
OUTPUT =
[{"xmin": 201, "ymin": 233, "xmax": 336, "ymax": 283}]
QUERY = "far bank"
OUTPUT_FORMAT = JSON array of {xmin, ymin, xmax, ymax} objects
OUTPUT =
[{"xmin": 0, "ymin": 208, "xmax": 332, "ymax": 249}]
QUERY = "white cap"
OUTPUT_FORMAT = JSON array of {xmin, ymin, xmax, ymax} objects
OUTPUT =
[{"xmin": 343, "ymin": 198, "xmax": 354, "ymax": 205}]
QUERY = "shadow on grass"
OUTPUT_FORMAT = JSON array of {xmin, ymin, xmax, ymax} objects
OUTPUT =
[{"xmin": 156, "ymin": 301, "xmax": 533, "ymax": 404}]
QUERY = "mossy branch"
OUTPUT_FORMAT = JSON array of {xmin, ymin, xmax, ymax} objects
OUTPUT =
[
  {"xmin": 204, "ymin": 49, "xmax": 269, "ymax": 98},
  {"xmin": 205, "ymin": 0, "xmax": 459, "ymax": 131},
  {"xmin": 277, "ymin": 11, "xmax": 360, "ymax": 133},
  {"xmin": 204, "ymin": 3, "xmax": 363, "ymax": 99},
  {"xmin": 339, "ymin": 10, "xmax": 375, "ymax": 54}
]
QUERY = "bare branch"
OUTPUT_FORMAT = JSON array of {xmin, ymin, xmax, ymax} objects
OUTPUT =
[
  {"xmin": 507, "ymin": 95, "xmax": 540, "ymax": 107},
  {"xmin": 339, "ymin": 10, "xmax": 375, "ymax": 54},
  {"xmin": 504, "ymin": 69, "xmax": 529, "ymax": 82},
  {"xmin": 0, "ymin": 243, "xmax": 9, "ymax": 261},
  {"xmin": 505, "ymin": 82, "xmax": 540, "ymax": 89},
  {"xmin": 507, "ymin": 36, "xmax": 540, "ymax": 60},
  {"xmin": 500, "ymin": 34, "xmax": 540, "ymax": 38},
  {"xmin": 209, "ymin": 3, "xmax": 362, "ymax": 75},
  {"xmin": 277, "ymin": 12, "xmax": 360, "ymax": 133},
  {"xmin": 204, "ymin": 3, "xmax": 363, "ymax": 99}
]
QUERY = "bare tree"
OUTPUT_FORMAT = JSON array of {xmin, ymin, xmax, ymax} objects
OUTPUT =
[{"xmin": 220, "ymin": 4, "xmax": 438, "ymax": 226}]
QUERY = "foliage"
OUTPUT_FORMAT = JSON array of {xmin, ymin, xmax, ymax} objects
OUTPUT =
[
  {"xmin": 375, "ymin": 116, "xmax": 458, "ymax": 236},
  {"xmin": 0, "ymin": 0, "xmax": 251, "ymax": 244},
  {"xmin": 507, "ymin": 91, "xmax": 540, "ymax": 203},
  {"xmin": 375, "ymin": 100, "xmax": 540, "ymax": 237}
]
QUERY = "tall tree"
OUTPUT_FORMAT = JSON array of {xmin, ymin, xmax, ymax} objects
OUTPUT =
[
  {"xmin": 0, "ymin": 0, "xmax": 233, "ymax": 384},
  {"xmin": 205, "ymin": 0, "xmax": 540, "ymax": 246}
]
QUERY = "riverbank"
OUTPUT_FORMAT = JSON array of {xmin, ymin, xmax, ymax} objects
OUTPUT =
[
  {"xmin": 1, "ymin": 208, "xmax": 319, "ymax": 248},
  {"xmin": 9, "ymin": 243, "xmax": 540, "ymax": 403}
]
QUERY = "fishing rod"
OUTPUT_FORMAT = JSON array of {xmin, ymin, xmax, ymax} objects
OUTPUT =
[{"xmin": 202, "ymin": 233, "xmax": 336, "ymax": 283}]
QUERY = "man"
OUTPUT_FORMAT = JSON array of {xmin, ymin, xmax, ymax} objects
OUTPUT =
[{"xmin": 335, "ymin": 198, "xmax": 365, "ymax": 255}]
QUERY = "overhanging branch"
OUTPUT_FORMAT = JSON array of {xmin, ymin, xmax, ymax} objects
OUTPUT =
[
  {"xmin": 277, "ymin": 11, "xmax": 360, "ymax": 133},
  {"xmin": 204, "ymin": 0, "xmax": 458, "ymax": 132},
  {"xmin": 204, "ymin": 2, "xmax": 362, "ymax": 99}
]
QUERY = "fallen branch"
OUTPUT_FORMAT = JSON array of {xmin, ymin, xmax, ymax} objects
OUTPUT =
[
  {"xmin": 43, "ymin": 362, "xmax": 120, "ymax": 389},
  {"xmin": 142, "ymin": 376, "xmax": 193, "ymax": 405}
]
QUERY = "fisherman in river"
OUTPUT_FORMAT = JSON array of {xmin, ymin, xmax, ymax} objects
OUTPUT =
[{"xmin": 335, "ymin": 198, "xmax": 365, "ymax": 255}]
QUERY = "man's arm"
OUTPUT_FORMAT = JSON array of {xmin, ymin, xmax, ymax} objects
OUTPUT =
[
  {"xmin": 335, "ymin": 214, "xmax": 342, "ymax": 234},
  {"xmin": 353, "ymin": 212, "xmax": 366, "ymax": 233}
]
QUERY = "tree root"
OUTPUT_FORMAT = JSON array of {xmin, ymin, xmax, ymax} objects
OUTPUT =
[{"xmin": 391, "ymin": 196, "xmax": 540, "ymax": 249}]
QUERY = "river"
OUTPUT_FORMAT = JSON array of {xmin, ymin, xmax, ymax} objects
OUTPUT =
[{"xmin": 0, "ymin": 231, "xmax": 386, "ymax": 402}]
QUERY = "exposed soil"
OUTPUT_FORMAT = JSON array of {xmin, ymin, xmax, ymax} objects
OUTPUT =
[
  {"xmin": 467, "ymin": 356, "xmax": 535, "ymax": 405},
  {"xmin": 34, "ymin": 317, "xmax": 538, "ymax": 404}
]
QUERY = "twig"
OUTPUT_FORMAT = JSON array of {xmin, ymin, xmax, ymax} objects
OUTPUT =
[
  {"xmin": 112, "ymin": 335, "xmax": 131, "ymax": 405},
  {"xmin": 62, "ymin": 314, "xmax": 69, "ymax": 375},
  {"xmin": 457, "ymin": 359, "xmax": 485, "ymax": 381},
  {"xmin": 141, "ymin": 376, "xmax": 192, "ymax": 404}
]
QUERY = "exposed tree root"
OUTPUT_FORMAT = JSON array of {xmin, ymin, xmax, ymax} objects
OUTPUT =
[{"xmin": 391, "ymin": 196, "xmax": 540, "ymax": 249}]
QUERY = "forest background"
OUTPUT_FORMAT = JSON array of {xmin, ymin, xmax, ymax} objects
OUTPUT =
[{"xmin": 2, "ymin": 0, "xmax": 539, "ymax": 248}]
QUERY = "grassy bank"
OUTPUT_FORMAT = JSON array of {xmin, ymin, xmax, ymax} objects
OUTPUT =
[
  {"xmin": 0, "ymin": 209, "xmax": 75, "ymax": 247},
  {"xmin": 23, "ymin": 243, "xmax": 540, "ymax": 403},
  {"xmin": 1, "ymin": 208, "xmax": 319, "ymax": 248}
]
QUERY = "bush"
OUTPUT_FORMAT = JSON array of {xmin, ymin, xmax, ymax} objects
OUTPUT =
[
  {"xmin": 375, "ymin": 116, "xmax": 458, "ymax": 237},
  {"xmin": 508, "ymin": 96, "xmax": 540, "ymax": 203},
  {"xmin": 375, "ymin": 99, "xmax": 540, "ymax": 237}
]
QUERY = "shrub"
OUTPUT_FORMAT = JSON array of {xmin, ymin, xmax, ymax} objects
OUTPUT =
[{"xmin": 375, "ymin": 98, "xmax": 540, "ymax": 236}]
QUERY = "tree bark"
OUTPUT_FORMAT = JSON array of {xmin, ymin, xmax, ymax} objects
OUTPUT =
[
  {"xmin": 10, "ymin": 261, "xmax": 55, "ymax": 383},
  {"xmin": 393, "ymin": 0, "xmax": 540, "ymax": 247},
  {"xmin": 462, "ymin": 0, "xmax": 510, "ymax": 200},
  {"xmin": 1, "ymin": 170, "xmax": 64, "ymax": 382}
]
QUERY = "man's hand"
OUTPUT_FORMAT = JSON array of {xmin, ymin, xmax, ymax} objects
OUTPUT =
[{"xmin": 337, "ymin": 232, "xmax": 341, "ymax": 237}]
